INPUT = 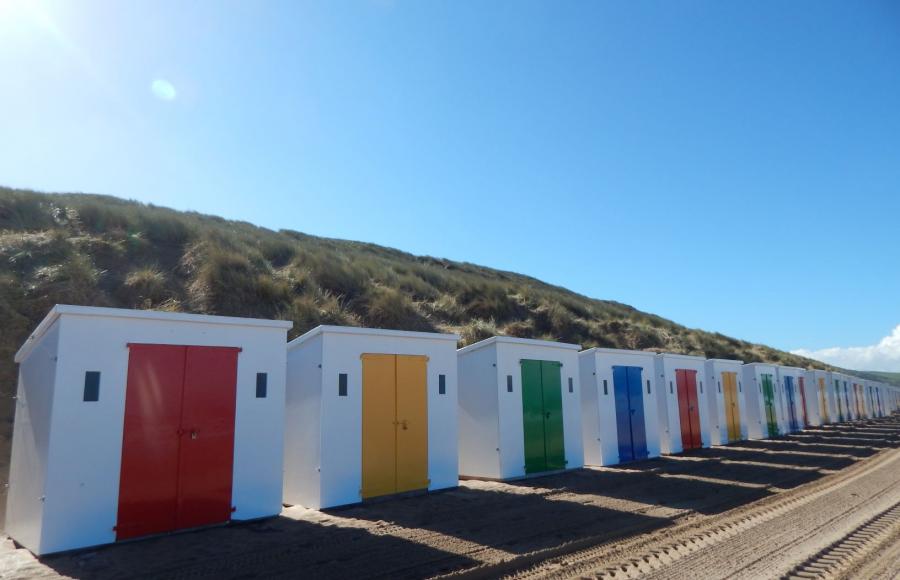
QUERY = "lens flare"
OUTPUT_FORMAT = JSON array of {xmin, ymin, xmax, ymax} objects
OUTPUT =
[{"xmin": 151, "ymin": 79, "xmax": 177, "ymax": 101}]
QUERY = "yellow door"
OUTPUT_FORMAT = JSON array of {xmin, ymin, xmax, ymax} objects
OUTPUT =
[
  {"xmin": 723, "ymin": 372, "xmax": 741, "ymax": 442},
  {"xmin": 361, "ymin": 354, "xmax": 429, "ymax": 499},
  {"xmin": 396, "ymin": 355, "xmax": 429, "ymax": 493},
  {"xmin": 361, "ymin": 354, "xmax": 398, "ymax": 499},
  {"xmin": 818, "ymin": 378, "xmax": 829, "ymax": 422}
]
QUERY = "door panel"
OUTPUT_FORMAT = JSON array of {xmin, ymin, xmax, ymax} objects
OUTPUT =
[
  {"xmin": 675, "ymin": 370, "xmax": 693, "ymax": 450},
  {"xmin": 684, "ymin": 370, "xmax": 702, "ymax": 449},
  {"xmin": 176, "ymin": 346, "xmax": 239, "ymax": 530},
  {"xmin": 117, "ymin": 345, "xmax": 185, "ymax": 540},
  {"xmin": 762, "ymin": 374, "xmax": 778, "ymax": 437},
  {"xmin": 521, "ymin": 360, "xmax": 546, "ymax": 473},
  {"xmin": 784, "ymin": 376, "xmax": 797, "ymax": 431},
  {"xmin": 541, "ymin": 362, "xmax": 566, "ymax": 471},
  {"xmin": 396, "ymin": 355, "xmax": 428, "ymax": 493},
  {"xmin": 818, "ymin": 378, "xmax": 829, "ymax": 422},
  {"xmin": 835, "ymin": 380, "xmax": 844, "ymax": 421},
  {"xmin": 612, "ymin": 366, "xmax": 634, "ymax": 462},
  {"xmin": 361, "ymin": 354, "xmax": 397, "ymax": 499},
  {"xmin": 723, "ymin": 372, "xmax": 740, "ymax": 442},
  {"xmin": 627, "ymin": 367, "xmax": 648, "ymax": 459},
  {"xmin": 797, "ymin": 377, "xmax": 809, "ymax": 427}
]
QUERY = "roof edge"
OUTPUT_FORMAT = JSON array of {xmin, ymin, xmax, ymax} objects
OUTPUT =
[{"xmin": 289, "ymin": 325, "xmax": 460, "ymax": 350}]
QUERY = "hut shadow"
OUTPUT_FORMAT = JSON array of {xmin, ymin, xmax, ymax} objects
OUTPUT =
[
  {"xmin": 694, "ymin": 445, "xmax": 858, "ymax": 470},
  {"xmin": 732, "ymin": 438, "xmax": 882, "ymax": 458},
  {"xmin": 339, "ymin": 485, "xmax": 670, "ymax": 557},
  {"xmin": 505, "ymin": 465, "xmax": 774, "ymax": 516},
  {"xmin": 39, "ymin": 514, "xmax": 478, "ymax": 580}
]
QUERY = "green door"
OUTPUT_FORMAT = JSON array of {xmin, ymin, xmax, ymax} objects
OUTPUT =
[
  {"xmin": 761, "ymin": 373, "xmax": 779, "ymax": 437},
  {"xmin": 541, "ymin": 361, "xmax": 566, "ymax": 470},
  {"xmin": 521, "ymin": 359, "xmax": 566, "ymax": 474}
]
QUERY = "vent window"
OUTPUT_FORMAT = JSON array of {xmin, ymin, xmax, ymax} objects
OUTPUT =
[
  {"xmin": 83, "ymin": 371, "xmax": 100, "ymax": 402},
  {"xmin": 256, "ymin": 373, "xmax": 268, "ymax": 398}
]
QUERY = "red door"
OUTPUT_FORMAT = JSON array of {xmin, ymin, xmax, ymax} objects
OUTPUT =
[
  {"xmin": 117, "ymin": 344, "xmax": 239, "ymax": 541},
  {"xmin": 117, "ymin": 345, "xmax": 185, "ymax": 540},
  {"xmin": 675, "ymin": 369, "xmax": 702, "ymax": 450},
  {"xmin": 684, "ymin": 370, "xmax": 702, "ymax": 449},
  {"xmin": 177, "ymin": 347, "xmax": 239, "ymax": 530},
  {"xmin": 797, "ymin": 377, "xmax": 809, "ymax": 427}
]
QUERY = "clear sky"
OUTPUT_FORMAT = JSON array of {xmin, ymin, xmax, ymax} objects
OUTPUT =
[{"xmin": 2, "ymin": 1, "xmax": 899, "ymax": 368}]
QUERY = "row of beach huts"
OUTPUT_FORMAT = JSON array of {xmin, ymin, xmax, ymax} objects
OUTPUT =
[{"xmin": 6, "ymin": 305, "xmax": 898, "ymax": 555}]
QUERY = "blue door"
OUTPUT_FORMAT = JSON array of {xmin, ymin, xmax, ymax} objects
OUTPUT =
[
  {"xmin": 612, "ymin": 366, "xmax": 648, "ymax": 462},
  {"xmin": 784, "ymin": 376, "xmax": 799, "ymax": 431}
]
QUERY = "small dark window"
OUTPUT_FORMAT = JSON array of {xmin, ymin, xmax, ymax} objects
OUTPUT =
[
  {"xmin": 718, "ymin": 381, "xmax": 721, "ymax": 393},
  {"xmin": 603, "ymin": 379, "xmax": 608, "ymax": 395},
  {"xmin": 83, "ymin": 371, "xmax": 100, "ymax": 402},
  {"xmin": 256, "ymin": 373, "xmax": 268, "ymax": 398},
  {"xmin": 439, "ymin": 374, "xmax": 446, "ymax": 395},
  {"xmin": 670, "ymin": 380, "xmax": 674, "ymax": 394},
  {"xmin": 568, "ymin": 377, "xmax": 573, "ymax": 393},
  {"xmin": 507, "ymin": 375, "xmax": 513, "ymax": 393},
  {"xmin": 700, "ymin": 380, "xmax": 703, "ymax": 394},
  {"xmin": 739, "ymin": 381, "xmax": 742, "ymax": 392},
  {"xmin": 338, "ymin": 373, "xmax": 348, "ymax": 397},
  {"xmin": 646, "ymin": 379, "xmax": 651, "ymax": 394}
]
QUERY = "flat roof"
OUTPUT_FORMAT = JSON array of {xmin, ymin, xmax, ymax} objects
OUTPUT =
[
  {"xmin": 289, "ymin": 324, "xmax": 460, "ymax": 350},
  {"xmin": 458, "ymin": 335, "xmax": 581, "ymax": 356},
  {"xmin": 580, "ymin": 347, "xmax": 658, "ymax": 358},
  {"xmin": 16, "ymin": 304, "xmax": 293, "ymax": 363},
  {"xmin": 655, "ymin": 352, "xmax": 706, "ymax": 362},
  {"xmin": 707, "ymin": 358, "xmax": 745, "ymax": 365}
]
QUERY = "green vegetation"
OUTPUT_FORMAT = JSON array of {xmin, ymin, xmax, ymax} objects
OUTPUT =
[
  {"xmin": 1, "ymin": 186, "xmax": 897, "ymax": 513},
  {"xmin": 0, "ymin": 186, "xmax": 856, "ymax": 388},
  {"xmin": 855, "ymin": 371, "xmax": 900, "ymax": 386}
]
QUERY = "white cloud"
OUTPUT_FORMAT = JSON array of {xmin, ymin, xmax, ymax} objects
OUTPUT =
[
  {"xmin": 792, "ymin": 325, "xmax": 900, "ymax": 371},
  {"xmin": 151, "ymin": 79, "xmax": 176, "ymax": 101}
]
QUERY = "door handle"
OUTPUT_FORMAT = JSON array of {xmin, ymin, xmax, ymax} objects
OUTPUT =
[
  {"xmin": 399, "ymin": 420, "xmax": 408, "ymax": 430},
  {"xmin": 545, "ymin": 412, "xmax": 551, "ymax": 419},
  {"xmin": 191, "ymin": 430, "xmax": 199, "ymax": 440}
]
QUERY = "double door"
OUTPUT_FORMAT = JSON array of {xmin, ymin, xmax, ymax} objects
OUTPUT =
[
  {"xmin": 761, "ymin": 373, "xmax": 779, "ymax": 437},
  {"xmin": 675, "ymin": 369, "xmax": 702, "ymax": 450},
  {"xmin": 521, "ymin": 360, "xmax": 566, "ymax": 474},
  {"xmin": 612, "ymin": 366, "xmax": 648, "ymax": 462},
  {"xmin": 117, "ymin": 344, "xmax": 239, "ymax": 540},
  {"xmin": 361, "ymin": 354, "xmax": 428, "ymax": 499},
  {"xmin": 797, "ymin": 376, "xmax": 809, "ymax": 427},
  {"xmin": 722, "ymin": 371, "xmax": 741, "ymax": 442},
  {"xmin": 784, "ymin": 376, "xmax": 799, "ymax": 431},
  {"xmin": 835, "ymin": 379, "xmax": 845, "ymax": 421},
  {"xmin": 818, "ymin": 378, "xmax": 829, "ymax": 422}
]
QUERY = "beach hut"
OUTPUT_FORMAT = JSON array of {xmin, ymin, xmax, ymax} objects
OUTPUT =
[
  {"xmin": 776, "ymin": 366, "xmax": 806, "ymax": 432},
  {"xmin": 850, "ymin": 378, "xmax": 865, "ymax": 419},
  {"xmin": 654, "ymin": 354, "xmax": 710, "ymax": 454},
  {"xmin": 704, "ymin": 359, "xmax": 746, "ymax": 445},
  {"xmin": 283, "ymin": 325, "xmax": 459, "ymax": 509},
  {"xmin": 805, "ymin": 370, "xmax": 831, "ymax": 425},
  {"xmin": 832, "ymin": 372, "xmax": 851, "ymax": 422},
  {"xmin": 741, "ymin": 363, "xmax": 780, "ymax": 439},
  {"xmin": 5, "ymin": 305, "xmax": 291, "ymax": 555},
  {"xmin": 579, "ymin": 348, "xmax": 661, "ymax": 466},
  {"xmin": 458, "ymin": 337, "xmax": 583, "ymax": 479}
]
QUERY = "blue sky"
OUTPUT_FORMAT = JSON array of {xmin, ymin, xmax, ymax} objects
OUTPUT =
[{"xmin": 2, "ymin": 1, "xmax": 899, "ymax": 368}]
